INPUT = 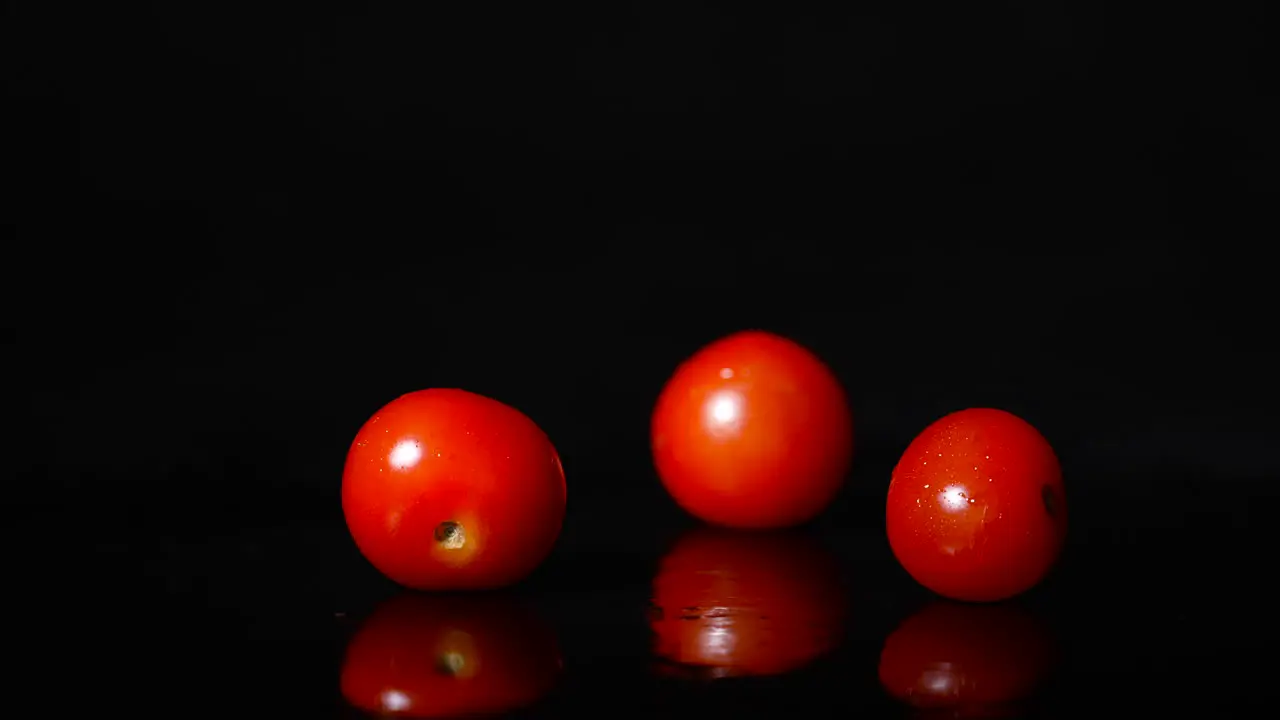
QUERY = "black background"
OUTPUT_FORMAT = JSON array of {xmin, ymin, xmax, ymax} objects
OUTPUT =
[{"xmin": 7, "ymin": 2, "xmax": 1277, "ymax": 716}]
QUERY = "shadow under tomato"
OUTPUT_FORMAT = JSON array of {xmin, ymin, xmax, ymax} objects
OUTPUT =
[
  {"xmin": 878, "ymin": 600, "xmax": 1056, "ymax": 719},
  {"xmin": 649, "ymin": 526, "xmax": 847, "ymax": 680},
  {"xmin": 340, "ymin": 591, "xmax": 562, "ymax": 718}
]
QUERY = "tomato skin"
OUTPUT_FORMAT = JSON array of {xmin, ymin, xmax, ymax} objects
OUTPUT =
[
  {"xmin": 340, "ymin": 592, "xmax": 561, "ymax": 718},
  {"xmin": 342, "ymin": 389, "xmax": 566, "ymax": 590},
  {"xmin": 886, "ymin": 408, "xmax": 1066, "ymax": 602},
  {"xmin": 878, "ymin": 601, "xmax": 1055, "ymax": 717},
  {"xmin": 651, "ymin": 331, "xmax": 854, "ymax": 529},
  {"xmin": 649, "ymin": 527, "xmax": 847, "ymax": 678}
]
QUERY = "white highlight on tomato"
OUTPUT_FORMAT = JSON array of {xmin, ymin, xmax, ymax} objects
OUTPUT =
[
  {"xmin": 939, "ymin": 485, "xmax": 973, "ymax": 512},
  {"xmin": 389, "ymin": 439, "xmax": 423, "ymax": 470},
  {"xmin": 379, "ymin": 689, "xmax": 411, "ymax": 711},
  {"xmin": 703, "ymin": 389, "xmax": 746, "ymax": 437}
]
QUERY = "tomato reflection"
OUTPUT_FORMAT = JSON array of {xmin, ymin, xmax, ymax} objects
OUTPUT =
[
  {"xmin": 340, "ymin": 591, "xmax": 561, "ymax": 717},
  {"xmin": 650, "ymin": 526, "xmax": 847, "ymax": 679},
  {"xmin": 879, "ymin": 601, "xmax": 1056, "ymax": 718}
]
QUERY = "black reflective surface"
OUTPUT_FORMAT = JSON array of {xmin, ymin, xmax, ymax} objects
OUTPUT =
[{"xmin": 24, "ymin": 460, "xmax": 1275, "ymax": 717}]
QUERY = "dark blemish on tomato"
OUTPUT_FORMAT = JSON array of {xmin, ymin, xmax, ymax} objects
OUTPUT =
[
  {"xmin": 434, "ymin": 520, "xmax": 466, "ymax": 549},
  {"xmin": 679, "ymin": 607, "xmax": 734, "ymax": 620},
  {"xmin": 678, "ymin": 606, "xmax": 705, "ymax": 620},
  {"xmin": 1041, "ymin": 485, "xmax": 1056, "ymax": 517},
  {"xmin": 435, "ymin": 652, "xmax": 466, "ymax": 676}
]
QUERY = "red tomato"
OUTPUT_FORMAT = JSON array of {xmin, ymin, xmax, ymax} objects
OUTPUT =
[
  {"xmin": 649, "ymin": 527, "xmax": 847, "ymax": 678},
  {"xmin": 651, "ymin": 330, "xmax": 854, "ymax": 529},
  {"xmin": 342, "ymin": 388, "xmax": 566, "ymax": 590},
  {"xmin": 879, "ymin": 601, "xmax": 1055, "ymax": 718},
  {"xmin": 886, "ymin": 408, "xmax": 1066, "ymax": 602},
  {"xmin": 340, "ymin": 592, "xmax": 561, "ymax": 718}
]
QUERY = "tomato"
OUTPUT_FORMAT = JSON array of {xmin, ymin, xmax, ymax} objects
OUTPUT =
[
  {"xmin": 649, "ymin": 526, "xmax": 847, "ymax": 678},
  {"xmin": 879, "ymin": 600, "xmax": 1055, "ymax": 717},
  {"xmin": 886, "ymin": 408, "xmax": 1066, "ymax": 602},
  {"xmin": 342, "ymin": 388, "xmax": 566, "ymax": 590},
  {"xmin": 651, "ymin": 330, "xmax": 854, "ymax": 529},
  {"xmin": 340, "ymin": 591, "xmax": 561, "ymax": 717}
]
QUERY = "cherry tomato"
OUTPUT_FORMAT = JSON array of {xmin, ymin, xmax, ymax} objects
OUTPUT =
[
  {"xmin": 879, "ymin": 601, "xmax": 1055, "ymax": 718},
  {"xmin": 649, "ymin": 526, "xmax": 847, "ymax": 678},
  {"xmin": 886, "ymin": 408, "xmax": 1066, "ymax": 602},
  {"xmin": 651, "ymin": 330, "xmax": 854, "ymax": 529},
  {"xmin": 340, "ymin": 591, "xmax": 561, "ymax": 718},
  {"xmin": 342, "ymin": 388, "xmax": 566, "ymax": 590}
]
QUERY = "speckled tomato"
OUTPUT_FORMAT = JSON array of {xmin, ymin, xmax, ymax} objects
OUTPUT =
[
  {"xmin": 651, "ymin": 330, "xmax": 854, "ymax": 529},
  {"xmin": 886, "ymin": 408, "xmax": 1066, "ymax": 602},
  {"xmin": 879, "ymin": 601, "xmax": 1055, "ymax": 717},
  {"xmin": 341, "ymin": 592, "xmax": 561, "ymax": 718},
  {"xmin": 649, "ymin": 527, "xmax": 847, "ymax": 678},
  {"xmin": 342, "ymin": 388, "xmax": 566, "ymax": 590}
]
